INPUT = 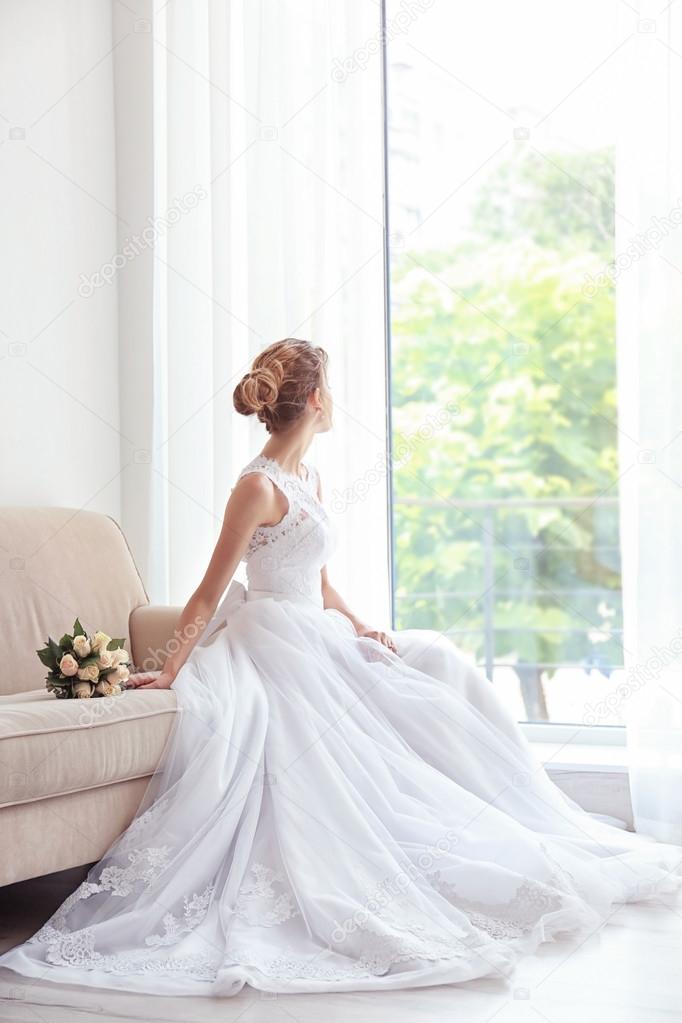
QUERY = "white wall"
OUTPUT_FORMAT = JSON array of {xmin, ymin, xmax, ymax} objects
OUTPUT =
[
  {"xmin": 111, "ymin": 0, "xmax": 156, "ymax": 587},
  {"xmin": 0, "ymin": 2, "xmax": 391, "ymax": 621},
  {"xmin": 0, "ymin": 0, "xmax": 121, "ymax": 517}
]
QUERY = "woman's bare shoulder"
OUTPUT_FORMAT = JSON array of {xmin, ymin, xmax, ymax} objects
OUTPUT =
[{"xmin": 229, "ymin": 470, "xmax": 278, "ymax": 506}]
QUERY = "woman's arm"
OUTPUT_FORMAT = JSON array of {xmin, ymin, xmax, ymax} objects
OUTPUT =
[
  {"xmin": 320, "ymin": 567, "xmax": 397, "ymax": 653},
  {"xmin": 130, "ymin": 473, "xmax": 284, "ymax": 688},
  {"xmin": 316, "ymin": 472, "xmax": 397, "ymax": 654}
]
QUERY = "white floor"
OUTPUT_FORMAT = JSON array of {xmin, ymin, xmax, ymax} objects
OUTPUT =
[{"xmin": 1, "ymin": 866, "xmax": 681, "ymax": 1023}]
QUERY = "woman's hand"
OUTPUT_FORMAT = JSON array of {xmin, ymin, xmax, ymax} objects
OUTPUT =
[
  {"xmin": 356, "ymin": 627, "xmax": 398, "ymax": 654},
  {"xmin": 320, "ymin": 564, "xmax": 399, "ymax": 655},
  {"xmin": 127, "ymin": 670, "xmax": 175, "ymax": 690}
]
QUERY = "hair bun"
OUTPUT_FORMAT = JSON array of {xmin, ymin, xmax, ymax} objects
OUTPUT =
[
  {"xmin": 232, "ymin": 338, "xmax": 328, "ymax": 433},
  {"xmin": 233, "ymin": 362, "xmax": 284, "ymax": 417}
]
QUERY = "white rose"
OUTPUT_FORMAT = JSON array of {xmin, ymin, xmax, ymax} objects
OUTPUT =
[
  {"xmin": 59, "ymin": 653, "xmax": 79, "ymax": 677},
  {"xmin": 97, "ymin": 650, "xmax": 114, "ymax": 670},
  {"xmin": 107, "ymin": 665, "xmax": 130, "ymax": 685},
  {"xmin": 92, "ymin": 631, "xmax": 112, "ymax": 654},
  {"xmin": 94, "ymin": 678, "xmax": 116, "ymax": 697},
  {"xmin": 73, "ymin": 680, "xmax": 93, "ymax": 699},
  {"xmin": 111, "ymin": 647, "xmax": 129, "ymax": 667},
  {"xmin": 77, "ymin": 663, "xmax": 100, "ymax": 683},
  {"xmin": 72, "ymin": 635, "xmax": 91, "ymax": 658}
]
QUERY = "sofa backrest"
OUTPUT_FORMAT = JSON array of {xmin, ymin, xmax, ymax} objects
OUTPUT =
[{"xmin": 0, "ymin": 509, "xmax": 148, "ymax": 696}]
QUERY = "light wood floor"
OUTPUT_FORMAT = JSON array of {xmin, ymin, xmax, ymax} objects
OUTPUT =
[{"xmin": 1, "ymin": 865, "xmax": 681, "ymax": 1023}]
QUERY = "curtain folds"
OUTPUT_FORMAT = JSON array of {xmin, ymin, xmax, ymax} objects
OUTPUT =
[
  {"xmin": 141, "ymin": 0, "xmax": 390, "ymax": 623},
  {"xmin": 119, "ymin": 3, "xmax": 682, "ymax": 843},
  {"xmin": 617, "ymin": 0, "xmax": 682, "ymax": 840}
]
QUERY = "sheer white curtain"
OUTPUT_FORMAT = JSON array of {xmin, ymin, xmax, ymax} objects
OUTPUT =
[
  {"xmin": 145, "ymin": 0, "xmax": 390, "ymax": 623},
  {"xmin": 617, "ymin": 1, "xmax": 682, "ymax": 840}
]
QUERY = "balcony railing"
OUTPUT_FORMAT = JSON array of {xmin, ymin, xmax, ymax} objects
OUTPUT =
[{"xmin": 393, "ymin": 494, "xmax": 622, "ymax": 721}]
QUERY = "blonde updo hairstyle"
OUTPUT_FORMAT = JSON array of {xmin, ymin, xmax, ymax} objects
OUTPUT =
[{"xmin": 233, "ymin": 338, "xmax": 328, "ymax": 433}]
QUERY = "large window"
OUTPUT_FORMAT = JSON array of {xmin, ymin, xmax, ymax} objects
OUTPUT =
[{"xmin": 385, "ymin": 0, "xmax": 625, "ymax": 727}]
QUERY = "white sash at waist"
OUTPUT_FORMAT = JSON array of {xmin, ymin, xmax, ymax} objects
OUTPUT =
[
  {"xmin": 198, "ymin": 580, "xmax": 323, "ymax": 648},
  {"xmin": 246, "ymin": 587, "xmax": 322, "ymax": 607}
]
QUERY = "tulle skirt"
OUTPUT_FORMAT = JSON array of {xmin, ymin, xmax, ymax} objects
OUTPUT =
[{"xmin": 2, "ymin": 581, "xmax": 681, "ymax": 996}]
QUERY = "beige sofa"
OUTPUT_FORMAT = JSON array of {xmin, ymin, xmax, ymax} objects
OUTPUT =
[{"xmin": 0, "ymin": 508, "xmax": 182, "ymax": 887}]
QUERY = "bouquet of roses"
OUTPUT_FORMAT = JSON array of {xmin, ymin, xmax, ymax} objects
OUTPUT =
[{"xmin": 37, "ymin": 618, "xmax": 131, "ymax": 699}]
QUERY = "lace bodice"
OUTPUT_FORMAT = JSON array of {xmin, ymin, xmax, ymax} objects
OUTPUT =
[{"xmin": 237, "ymin": 455, "xmax": 335, "ymax": 605}]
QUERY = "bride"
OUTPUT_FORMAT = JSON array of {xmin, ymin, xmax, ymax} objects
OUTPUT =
[{"xmin": 2, "ymin": 337, "xmax": 681, "ymax": 997}]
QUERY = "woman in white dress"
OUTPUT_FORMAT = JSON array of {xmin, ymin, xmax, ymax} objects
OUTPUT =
[{"xmin": 2, "ymin": 337, "xmax": 681, "ymax": 997}]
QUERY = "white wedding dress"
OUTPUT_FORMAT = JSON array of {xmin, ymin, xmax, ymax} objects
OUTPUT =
[{"xmin": 2, "ymin": 454, "xmax": 681, "ymax": 997}]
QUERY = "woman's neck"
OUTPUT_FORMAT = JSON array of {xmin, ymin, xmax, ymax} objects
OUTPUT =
[{"xmin": 261, "ymin": 429, "xmax": 313, "ymax": 477}]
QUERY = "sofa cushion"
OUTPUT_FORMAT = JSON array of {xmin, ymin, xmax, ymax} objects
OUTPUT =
[
  {"xmin": 0, "ymin": 776, "xmax": 152, "ymax": 887},
  {"xmin": 0, "ymin": 508, "xmax": 148, "ymax": 696},
  {"xmin": 0, "ymin": 689, "xmax": 177, "ymax": 808}
]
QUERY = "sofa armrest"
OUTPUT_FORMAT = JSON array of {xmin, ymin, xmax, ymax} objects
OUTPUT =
[{"xmin": 129, "ymin": 604, "xmax": 183, "ymax": 671}]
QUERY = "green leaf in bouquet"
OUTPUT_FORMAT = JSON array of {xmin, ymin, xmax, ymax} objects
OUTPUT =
[
  {"xmin": 106, "ymin": 638, "xmax": 126, "ymax": 651},
  {"xmin": 72, "ymin": 618, "xmax": 86, "ymax": 637},
  {"xmin": 36, "ymin": 646, "xmax": 57, "ymax": 669},
  {"xmin": 59, "ymin": 634, "xmax": 74, "ymax": 651},
  {"xmin": 48, "ymin": 638, "xmax": 62, "ymax": 665},
  {"xmin": 46, "ymin": 673, "xmax": 70, "ymax": 696},
  {"xmin": 78, "ymin": 655, "xmax": 99, "ymax": 668}
]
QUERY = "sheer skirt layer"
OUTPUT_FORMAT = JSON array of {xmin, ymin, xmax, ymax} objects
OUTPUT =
[{"xmin": 2, "ymin": 587, "xmax": 681, "ymax": 996}]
